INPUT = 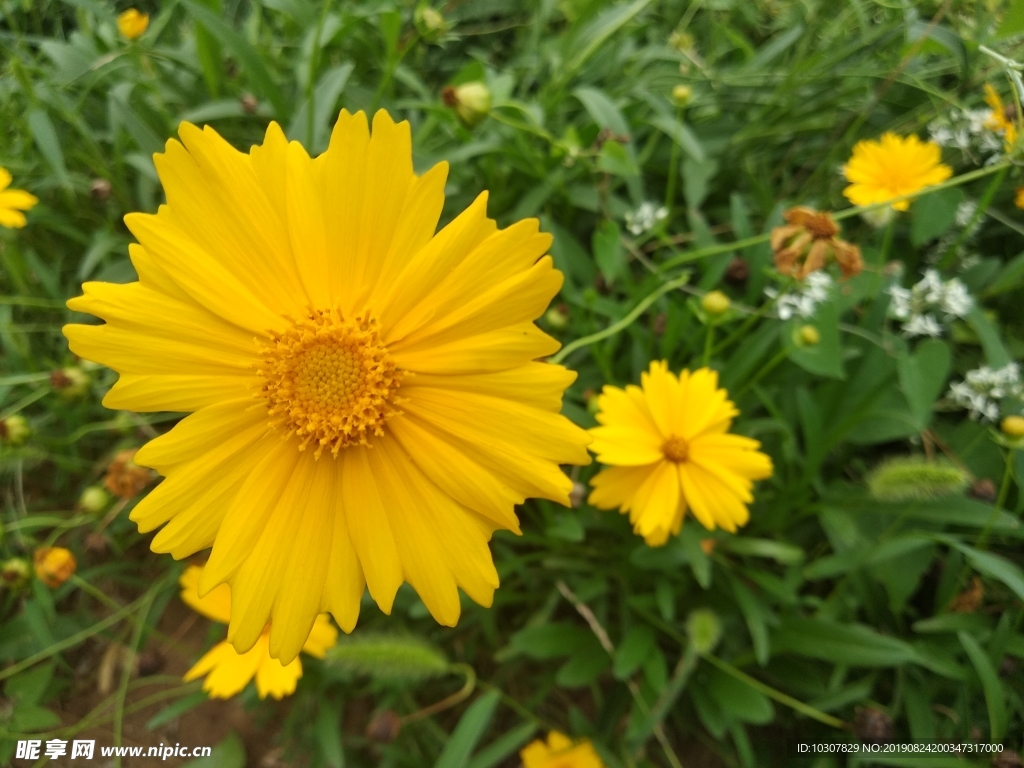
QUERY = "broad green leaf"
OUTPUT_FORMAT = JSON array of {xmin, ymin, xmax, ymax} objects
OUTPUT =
[
  {"xmin": 966, "ymin": 306, "xmax": 1011, "ymax": 367},
  {"xmin": 772, "ymin": 617, "xmax": 917, "ymax": 667},
  {"xmin": 939, "ymin": 537, "xmax": 1024, "ymax": 603},
  {"xmin": 723, "ymin": 538, "xmax": 804, "ymax": 565},
  {"xmin": 613, "ymin": 624, "xmax": 656, "ymax": 680},
  {"xmin": 145, "ymin": 691, "xmax": 208, "ymax": 730},
  {"xmin": 3, "ymin": 662, "xmax": 54, "ymax": 705},
  {"xmin": 194, "ymin": 0, "xmax": 224, "ymax": 97},
  {"xmin": 729, "ymin": 576, "xmax": 771, "ymax": 666},
  {"xmin": 596, "ymin": 141, "xmax": 638, "ymax": 177},
  {"xmin": 997, "ymin": 0, "xmax": 1024, "ymax": 37},
  {"xmin": 556, "ymin": 637, "xmax": 610, "ymax": 687},
  {"xmin": 315, "ymin": 702, "xmax": 345, "ymax": 768},
  {"xmin": 958, "ymin": 632, "xmax": 1007, "ymax": 741},
  {"xmin": 27, "ymin": 108, "xmax": 69, "ymax": 185},
  {"xmin": 682, "ymin": 157, "xmax": 718, "ymax": 209},
  {"xmin": 560, "ymin": 0, "xmax": 654, "ymax": 80},
  {"xmin": 897, "ymin": 338, "xmax": 951, "ymax": 429},
  {"xmin": 707, "ymin": 667, "xmax": 774, "ymax": 724},
  {"xmin": 592, "ymin": 220, "xmax": 625, "ymax": 285},
  {"xmin": 466, "ymin": 722, "xmax": 537, "ymax": 768},
  {"xmin": 179, "ymin": 732, "xmax": 245, "ymax": 768},
  {"xmin": 650, "ymin": 114, "xmax": 706, "ymax": 162},
  {"xmin": 507, "ymin": 623, "xmax": 590, "ymax": 660},
  {"xmin": 433, "ymin": 691, "xmax": 501, "ymax": 768},
  {"xmin": 681, "ymin": 525, "xmax": 711, "ymax": 588},
  {"xmin": 784, "ymin": 298, "xmax": 844, "ymax": 379},
  {"xmin": 574, "ymin": 87, "xmax": 629, "ymax": 134}
]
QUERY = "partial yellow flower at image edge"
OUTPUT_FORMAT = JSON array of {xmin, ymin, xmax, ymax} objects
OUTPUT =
[
  {"xmin": 521, "ymin": 731, "xmax": 606, "ymax": 768},
  {"xmin": 841, "ymin": 132, "xmax": 952, "ymax": 211},
  {"xmin": 0, "ymin": 167, "xmax": 38, "ymax": 229},
  {"xmin": 588, "ymin": 362, "xmax": 773, "ymax": 546},
  {"xmin": 63, "ymin": 109, "xmax": 591, "ymax": 664},
  {"xmin": 180, "ymin": 566, "xmax": 337, "ymax": 700}
]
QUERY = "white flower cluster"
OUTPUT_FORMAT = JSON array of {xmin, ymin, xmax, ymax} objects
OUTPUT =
[
  {"xmin": 889, "ymin": 269, "xmax": 973, "ymax": 338},
  {"xmin": 928, "ymin": 109, "xmax": 1002, "ymax": 161},
  {"xmin": 625, "ymin": 201, "xmax": 667, "ymax": 235},
  {"xmin": 765, "ymin": 272, "xmax": 832, "ymax": 320},
  {"xmin": 948, "ymin": 363, "xmax": 1023, "ymax": 422}
]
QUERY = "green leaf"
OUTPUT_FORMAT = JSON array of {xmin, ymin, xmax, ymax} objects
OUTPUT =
[
  {"xmin": 707, "ymin": 667, "xmax": 774, "ymax": 724},
  {"xmin": 939, "ymin": 538, "xmax": 1024, "ymax": 603},
  {"xmin": 772, "ymin": 617, "xmax": 917, "ymax": 667},
  {"xmin": 315, "ymin": 702, "xmax": 345, "ymax": 768},
  {"xmin": 596, "ymin": 141, "xmax": 638, "ymax": 177},
  {"xmin": 556, "ymin": 637, "xmax": 610, "ymax": 687},
  {"xmin": 574, "ymin": 87, "xmax": 629, "ymax": 134},
  {"xmin": 592, "ymin": 220, "xmax": 625, "ymax": 285},
  {"xmin": 179, "ymin": 732, "xmax": 245, "ymax": 768},
  {"xmin": 10, "ymin": 703, "xmax": 62, "ymax": 732},
  {"xmin": 958, "ymin": 632, "xmax": 1007, "ymax": 741},
  {"xmin": 681, "ymin": 157, "xmax": 719, "ymax": 209},
  {"xmin": 897, "ymin": 339, "xmax": 951, "ymax": 429},
  {"xmin": 722, "ymin": 538, "xmax": 804, "ymax": 565},
  {"xmin": 326, "ymin": 634, "xmax": 449, "ymax": 682},
  {"xmin": 466, "ymin": 722, "xmax": 537, "ymax": 768},
  {"xmin": 507, "ymin": 623, "xmax": 590, "ymax": 660},
  {"xmin": 784, "ymin": 298, "xmax": 844, "ymax": 379},
  {"xmin": 194, "ymin": 0, "xmax": 224, "ymax": 97},
  {"xmin": 288, "ymin": 62, "xmax": 355, "ymax": 152},
  {"xmin": 910, "ymin": 188, "xmax": 964, "ymax": 246},
  {"xmin": 27, "ymin": 108, "xmax": 69, "ymax": 186},
  {"xmin": 433, "ymin": 690, "xmax": 500, "ymax": 768},
  {"xmin": 3, "ymin": 662, "xmax": 53, "ymax": 705},
  {"xmin": 613, "ymin": 625, "xmax": 656, "ymax": 680},
  {"xmin": 650, "ymin": 114, "xmax": 706, "ymax": 162},
  {"xmin": 681, "ymin": 525, "xmax": 711, "ymax": 588},
  {"xmin": 966, "ymin": 306, "xmax": 1011, "ymax": 367},
  {"xmin": 180, "ymin": 0, "xmax": 288, "ymax": 119},
  {"xmin": 560, "ymin": 0, "xmax": 654, "ymax": 81},
  {"xmin": 729, "ymin": 576, "xmax": 771, "ymax": 666},
  {"xmin": 145, "ymin": 691, "xmax": 208, "ymax": 730},
  {"xmin": 998, "ymin": 0, "xmax": 1024, "ymax": 36}
]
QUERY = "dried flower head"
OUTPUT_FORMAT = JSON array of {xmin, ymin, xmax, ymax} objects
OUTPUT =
[
  {"xmin": 104, "ymin": 449, "xmax": 153, "ymax": 499},
  {"xmin": 770, "ymin": 207, "xmax": 862, "ymax": 279}
]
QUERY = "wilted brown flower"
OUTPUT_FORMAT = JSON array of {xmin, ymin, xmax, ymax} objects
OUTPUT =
[
  {"xmin": 949, "ymin": 576, "xmax": 984, "ymax": 613},
  {"xmin": 34, "ymin": 547, "xmax": 77, "ymax": 588},
  {"xmin": 853, "ymin": 707, "xmax": 893, "ymax": 745},
  {"xmin": 365, "ymin": 710, "xmax": 401, "ymax": 743},
  {"xmin": 104, "ymin": 449, "xmax": 153, "ymax": 499},
  {"xmin": 771, "ymin": 206, "xmax": 862, "ymax": 279}
]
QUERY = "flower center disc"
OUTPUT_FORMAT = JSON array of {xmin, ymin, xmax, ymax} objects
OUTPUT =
[
  {"xmin": 662, "ymin": 435, "xmax": 689, "ymax": 463},
  {"xmin": 258, "ymin": 309, "xmax": 403, "ymax": 457}
]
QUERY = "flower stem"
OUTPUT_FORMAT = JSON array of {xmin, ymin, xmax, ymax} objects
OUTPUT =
[
  {"xmin": 702, "ymin": 323, "xmax": 714, "ymax": 366},
  {"xmin": 940, "ymin": 165, "xmax": 1008, "ymax": 270}
]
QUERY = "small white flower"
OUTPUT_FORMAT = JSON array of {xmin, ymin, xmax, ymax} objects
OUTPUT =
[
  {"xmin": 954, "ymin": 200, "xmax": 978, "ymax": 228},
  {"xmin": 625, "ymin": 202, "xmax": 667, "ymax": 236},
  {"xmin": 889, "ymin": 270, "xmax": 973, "ymax": 338},
  {"xmin": 766, "ymin": 273, "xmax": 832, "ymax": 320},
  {"xmin": 947, "ymin": 362, "xmax": 1024, "ymax": 421}
]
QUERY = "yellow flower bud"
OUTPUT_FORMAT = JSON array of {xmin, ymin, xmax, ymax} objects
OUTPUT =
[
  {"xmin": 79, "ymin": 486, "xmax": 111, "ymax": 514},
  {"xmin": 672, "ymin": 84, "xmax": 692, "ymax": 107},
  {"xmin": 1001, "ymin": 415, "xmax": 1024, "ymax": 438},
  {"xmin": 0, "ymin": 414, "xmax": 31, "ymax": 445},
  {"xmin": 117, "ymin": 8, "xmax": 149, "ymax": 40},
  {"xmin": 701, "ymin": 290, "xmax": 730, "ymax": 316},
  {"xmin": 799, "ymin": 325, "xmax": 821, "ymax": 346},
  {"xmin": 34, "ymin": 547, "xmax": 77, "ymax": 588}
]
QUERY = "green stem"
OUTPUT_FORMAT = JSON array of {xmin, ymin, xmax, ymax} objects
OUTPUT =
[
  {"xmin": 703, "ymin": 655, "xmax": 846, "ymax": 729},
  {"xmin": 113, "ymin": 591, "xmax": 155, "ymax": 768},
  {"xmin": 664, "ymin": 106, "xmax": 682, "ymax": 214},
  {"xmin": 550, "ymin": 274, "xmax": 689, "ymax": 364},
  {"xmin": 975, "ymin": 448, "xmax": 1016, "ymax": 551},
  {"xmin": 735, "ymin": 348, "xmax": 789, "ymax": 398},
  {"xmin": 630, "ymin": 644, "xmax": 699, "ymax": 752},
  {"xmin": 702, "ymin": 323, "xmax": 714, "ymax": 366}
]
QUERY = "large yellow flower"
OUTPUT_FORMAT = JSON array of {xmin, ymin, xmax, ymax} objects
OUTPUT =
[
  {"xmin": 0, "ymin": 167, "xmax": 38, "ymax": 229},
  {"xmin": 984, "ymin": 83, "xmax": 1018, "ymax": 148},
  {"xmin": 588, "ymin": 362, "xmax": 772, "ymax": 545},
  {"xmin": 520, "ymin": 732, "xmax": 605, "ymax": 768},
  {"xmin": 64, "ymin": 110, "xmax": 590, "ymax": 663},
  {"xmin": 180, "ymin": 566, "xmax": 337, "ymax": 699},
  {"xmin": 841, "ymin": 133, "xmax": 952, "ymax": 211}
]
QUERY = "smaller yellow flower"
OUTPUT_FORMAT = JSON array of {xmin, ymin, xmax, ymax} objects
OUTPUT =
[
  {"xmin": 984, "ymin": 83, "xmax": 1018, "ymax": 148},
  {"xmin": 117, "ymin": 8, "xmax": 149, "ymax": 40},
  {"xmin": 1001, "ymin": 415, "xmax": 1024, "ymax": 438},
  {"xmin": 180, "ymin": 566, "xmax": 337, "ymax": 700},
  {"xmin": 1014, "ymin": 187, "xmax": 1024, "ymax": 210},
  {"xmin": 34, "ymin": 547, "xmax": 77, "ymax": 588},
  {"xmin": 0, "ymin": 167, "xmax": 38, "ymax": 229},
  {"xmin": 520, "ymin": 731, "xmax": 606, "ymax": 768},
  {"xmin": 842, "ymin": 133, "xmax": 952, "ymax": 212},
  {"xmin": 588, "ymin": 362, "xmax": 773, "ymax": 545}
]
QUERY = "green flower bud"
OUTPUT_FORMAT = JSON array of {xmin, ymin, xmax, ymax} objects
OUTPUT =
[
  {"xmin": 51, "ymin": 367, "xmax": 90, "ymax": 399},
  {"xmin": 0, "ymin": 414, "xmax": 31, "ymax": 445},
  {"xmin": 443, "ymin": 82, "xmax": 491, "ymax": 127},
  {"xmin": 701, "ymin": 290, "xmax": 730, "ymax": 316},
  {"xmin": 414, "ymin": 5, "xmax": 447, "ymax": 43},
  {"xmin": 797, "ymin": 324, "xmax": 820, "ymax": 347},
  {"xmin": 686, "ymin": 608, "xmax": 722, "ymax": 654},
  {"xmin": 79, "ymin": 486, "xmax": 111, "ymax": 514},
  {"xmin": 671, "ymin": 84, "xmax": 693, "ymax": 107},
  {"xmin": 867, "ymin": 457, "xmax": 968, "ymax": 502},
  {"xmin": 545, "ymin": 304, "xmax": 569, "ymax": 329}
]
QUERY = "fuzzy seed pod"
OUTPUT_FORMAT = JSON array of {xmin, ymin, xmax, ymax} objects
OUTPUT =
[{"xmin": 867, "ymin": 457, "xmax": 968, "ymax": 502}]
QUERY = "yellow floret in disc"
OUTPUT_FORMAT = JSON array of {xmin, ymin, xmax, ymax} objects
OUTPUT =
[
  {"xmin": 63, "ymin": 109, "xmax": 592, "ymax": 664},
  {"xmin": 587, "ymin": 361, "xmax": 773, "ymax": 546}
]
